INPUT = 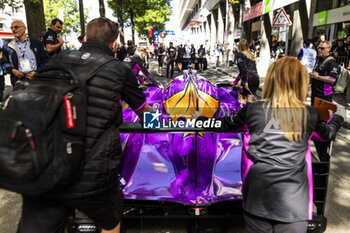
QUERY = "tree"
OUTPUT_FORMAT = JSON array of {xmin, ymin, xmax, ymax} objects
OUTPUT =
[
  {"xmin": 43, "ymin": 0, "xmax": 87, "ymax": 36},
  {"xmin": 0, "ymin": 0, "xmax": 22, "ymax": 10},
  {"xmin": 0, "ymin": 0, "xmax": 46, "ymax": 38},
  {"xmin": 23, "ymin": 0, "xmax": 46, "ymax": 38},
  {"xmin": 108, "ymin": 0, "xmax": 125, "ymax": 44},
  {"xmin": 134, "ymin": 3, "xmax": 171, "ymax": 41},
  {"xmin": 107, "ymin": 0, "xmax": 171, "ymax": 44},
  {"xmin": 99, "ymin": 0, "xmax": 105, "ymax": 17},
  {"xmin": 79, "ymin": 0, "xmax": 85, "ymax": 36}
]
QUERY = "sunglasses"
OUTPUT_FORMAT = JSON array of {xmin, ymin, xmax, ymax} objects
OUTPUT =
[
  {"xmin": 10, "ymin": 25, "xmax": 24, "ymax": 30},
  {"xmin": 317, "ymin": 47, "xmax": 328, "ymax": 50}
]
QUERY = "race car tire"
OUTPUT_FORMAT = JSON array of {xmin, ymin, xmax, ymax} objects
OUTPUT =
[{"xmin": 307, "ymin": 215, "xmax": 327, "ymax": 233}]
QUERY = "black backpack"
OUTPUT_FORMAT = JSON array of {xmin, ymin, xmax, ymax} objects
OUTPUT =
[{"xmin": 0, "ymin": 51, "xmax": 114, "ymax": 195}]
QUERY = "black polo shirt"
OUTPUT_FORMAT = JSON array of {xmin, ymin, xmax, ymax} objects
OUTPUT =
[
  {"xmin": 312, "ymin": 56, "xmax": 338, "ymax": 99},
  {"xmin": 42, "ymin": 28, "xmax": 61, "ymax": 57},
  {"xmin": 190, "ymin": 47, "xmax": 196, "ymax": 58},
  {"xmin": 167, "ymin": 46, "xmax": 176, "ymax": 59},
  {"xmin": 198, "ymin": 48, "xmax": 205, "ymax": 58},
  {"xmin": 157, "ymin": 47, "xmax": 165, "ymax": 58}
]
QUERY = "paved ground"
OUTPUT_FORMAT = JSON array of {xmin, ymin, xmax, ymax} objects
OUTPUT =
[{"xmin": 0, "ymin": 59, "xmax": 349, "ymax": 233}]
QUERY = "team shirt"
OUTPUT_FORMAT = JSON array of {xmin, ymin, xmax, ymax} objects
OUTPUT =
[
  {"xmin": 221, "ymin": 101, "xmax": 342, "ymax": 222},
  {"xmin": 167, "ymin": 46, "xmax": 177, "ymax": 59},
  {"xmin": 190, "ymin": 47, "xmax": 196, "ymax": 59},
  {"xmin": 312, "ymin": 56, "xmax": 338, "ymax": 98},
  {"xmin": 42, "ymin": 28, "xmax": 61, "ymax": 57},
  {"xmin": 198, "ymin": 48, "xmax": 205, "ymax": 58},
  {"xmin": 157, "ymin": 47, "xmax": 165, "ymax": 58}
]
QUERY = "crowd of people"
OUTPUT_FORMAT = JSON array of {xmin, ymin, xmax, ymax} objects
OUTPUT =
[
  {"xmin": 152, "ymin": 42, "xmax": 207, "ymax": 78},
  {"xmin": 0, "ymin": 16, "xmax": 348, "ymax": 233}
]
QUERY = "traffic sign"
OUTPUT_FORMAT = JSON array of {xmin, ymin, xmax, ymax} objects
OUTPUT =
[
  {"xmin": 229, "ymin": 0, "xmax": 243, "ymax": 4},
  {"xmin": 272, "ymin": 8, "xmax": 292, "ymax": 27},
  {"xmin": 154, "ymin": 30, "xmax": 175, "ymax": 36}
]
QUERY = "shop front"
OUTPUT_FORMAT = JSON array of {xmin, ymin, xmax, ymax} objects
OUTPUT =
[
  {"xmin": 312, "ymin": 5, "xmax": 350, "ymax": 41},
  {"xmin": 243, "ymin": 1, "xmax": 263, "ymax": 41}
]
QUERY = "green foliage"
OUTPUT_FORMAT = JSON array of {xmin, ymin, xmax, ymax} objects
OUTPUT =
[
  {"xmin": 0, "ymin": 0, "xmax": 22, "ymax": 10},
  {"xmin": 0, "ymin": 0, "xmax": 41, "ymax": 10},
  {"xmin": 135, "ymin": 5, "xmax": 171, "ymax": 37},
  {"xmin": 107, "ymin": 0, "xmax": 172, "ymax": 38},
  {"xmin": 43, "ymin": 0, "xmax": 87, "ymax": 35}
]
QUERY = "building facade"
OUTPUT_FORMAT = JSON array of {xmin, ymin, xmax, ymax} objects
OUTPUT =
[
  {"xmin": 177, "ymin": 0, "xmax": 350, "ymax": 76},
  {"xmin": 0, "ymin": 5, "xmax": 27, "ymax": 40}
]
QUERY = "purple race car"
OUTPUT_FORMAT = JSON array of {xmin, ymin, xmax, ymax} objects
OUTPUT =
[
  {"xmin": 67, "ymin": 69, "xmax": 329, "ymax": 233},
  {"xmin": 119, "ymin": 70, "xmax": 244, "ymax": 207}
]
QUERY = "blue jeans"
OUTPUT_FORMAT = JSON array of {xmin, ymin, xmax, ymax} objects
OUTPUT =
[{"xmin": 216, "ymin": 56, "xmax": 220, "ymax": 67}]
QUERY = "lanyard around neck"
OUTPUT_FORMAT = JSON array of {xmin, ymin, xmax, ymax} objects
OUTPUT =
[{"xmin": 17, "ymin": 40, "xmax": 28, "ymax": 58}]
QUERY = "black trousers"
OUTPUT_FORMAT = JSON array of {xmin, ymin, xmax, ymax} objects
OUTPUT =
[
  {"xmin": 166, "ymin": 58, "xmax": 175, "ymax": 78},
  {"xmin": 17, "ymin": 189, "xmax": 124, "ymax": 233},
  {"xmin": 0, "ymin": 74, "xmax": 4, "ymax": 102},
  {"xmin": 311, "ymin": 95, "xmax": 333, "ymax": 162}
]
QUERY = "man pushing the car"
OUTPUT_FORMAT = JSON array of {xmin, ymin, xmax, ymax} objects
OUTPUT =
[{"xmin": 16, "ymin": 17, "xmax": 152, "ymax": 233}]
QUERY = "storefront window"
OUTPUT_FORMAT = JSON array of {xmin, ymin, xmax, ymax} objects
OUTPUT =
[
  {"xmin": 336, "ymin": 22, "xmax": 350, "ymax": 39},
  {"xmin": 313, "ymin": 25, "xmax": 332, "ymax": 41},
  {"xmin": 316, "ymin": 0, "xmax": 333, "ymax": 13}
]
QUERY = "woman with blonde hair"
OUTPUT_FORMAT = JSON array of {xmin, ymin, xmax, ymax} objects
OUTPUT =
[
  {"xmin": 233, "ymin": 39, "xmax": 260, "ymax": 102},
  {"xmin": 222, "ymin": 56, "xmax": 343, "ymax": 232}
]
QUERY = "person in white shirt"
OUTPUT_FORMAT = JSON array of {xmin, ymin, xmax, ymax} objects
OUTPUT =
[
  {"xmin": 298, "ymin": 39, "xmax": 317, "ymax": 73},
  {"xmin": 214, "ymin": 44, "xmax": 222, "ymax": 67}
]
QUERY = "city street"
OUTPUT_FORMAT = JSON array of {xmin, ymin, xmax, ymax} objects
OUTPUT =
[{"xmin": 0, "ymin": 59, "xmax": 350, "ymax": 233}]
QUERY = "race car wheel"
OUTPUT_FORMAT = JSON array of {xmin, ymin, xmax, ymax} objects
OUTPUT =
[
  {"xmin": 66, "ymin": 217, "xmax": 101, "ymax": 233},
  {"xmin": 307, "ymin": 215, "xmax": 327, "ymax": 233}
]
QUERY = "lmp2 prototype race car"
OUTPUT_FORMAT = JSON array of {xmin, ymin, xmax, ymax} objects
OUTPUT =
[{"xmin": 68, "ymin": 69, "xmax": 329, "ymax": 233}]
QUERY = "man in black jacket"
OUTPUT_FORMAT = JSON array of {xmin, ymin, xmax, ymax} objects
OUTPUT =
[
  {"xmin": 166, "ymin": 42, "xmax": 177, "ymax": 79},
  {"xmin": 0, "ymin": 39, "xmax": 4, "ymax": 102},
  {"xmin": 126, "ymin": 39, "xmax": 135, "ymax": 57},
  {"xmin": 2, "ymin": 20, "xmax": 50, "ymax": 86},
  {"xmin": 116, "ymin": 42, "xmax": 127, "ymax": 61},
  {"xmin": 16, "ymin": 18, "xmax": 152, "ymax": 233},
  {"xmin": 124, "ymin": 46, "xmax": 158, "ymax": 84}
]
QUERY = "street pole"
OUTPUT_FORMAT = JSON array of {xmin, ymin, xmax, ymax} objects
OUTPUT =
[
  {"xmin": 284, "ymin": 24, "xmax": 289, "ymax": 56},
  {"xmin": 79, "ymin": 0, "xmax": 85, "ymax": 36},
  {"xmin": 240, "ymin": 2, "xmax": 244, "ymax": 39}
]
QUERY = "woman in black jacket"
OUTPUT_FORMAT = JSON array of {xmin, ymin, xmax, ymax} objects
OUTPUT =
[
  {"xmin": 223, "ymin": 56, "xmax": 343, "ymax": 233},
  {"xmin": 233, "ymin": 39, "xmax": 259, "ymax": 103}
]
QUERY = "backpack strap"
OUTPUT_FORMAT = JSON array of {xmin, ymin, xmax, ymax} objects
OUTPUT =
[
  {"xmin": 74, "ymin": 52, "xmax": 115, "ymax": 83},
  {"xmin": 319, "ymin": 56, "xmax": 335, "ymax": 68},
  {"xmin": 39, "ymin": 51, "xmax": 115, "ymax": 86}
]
